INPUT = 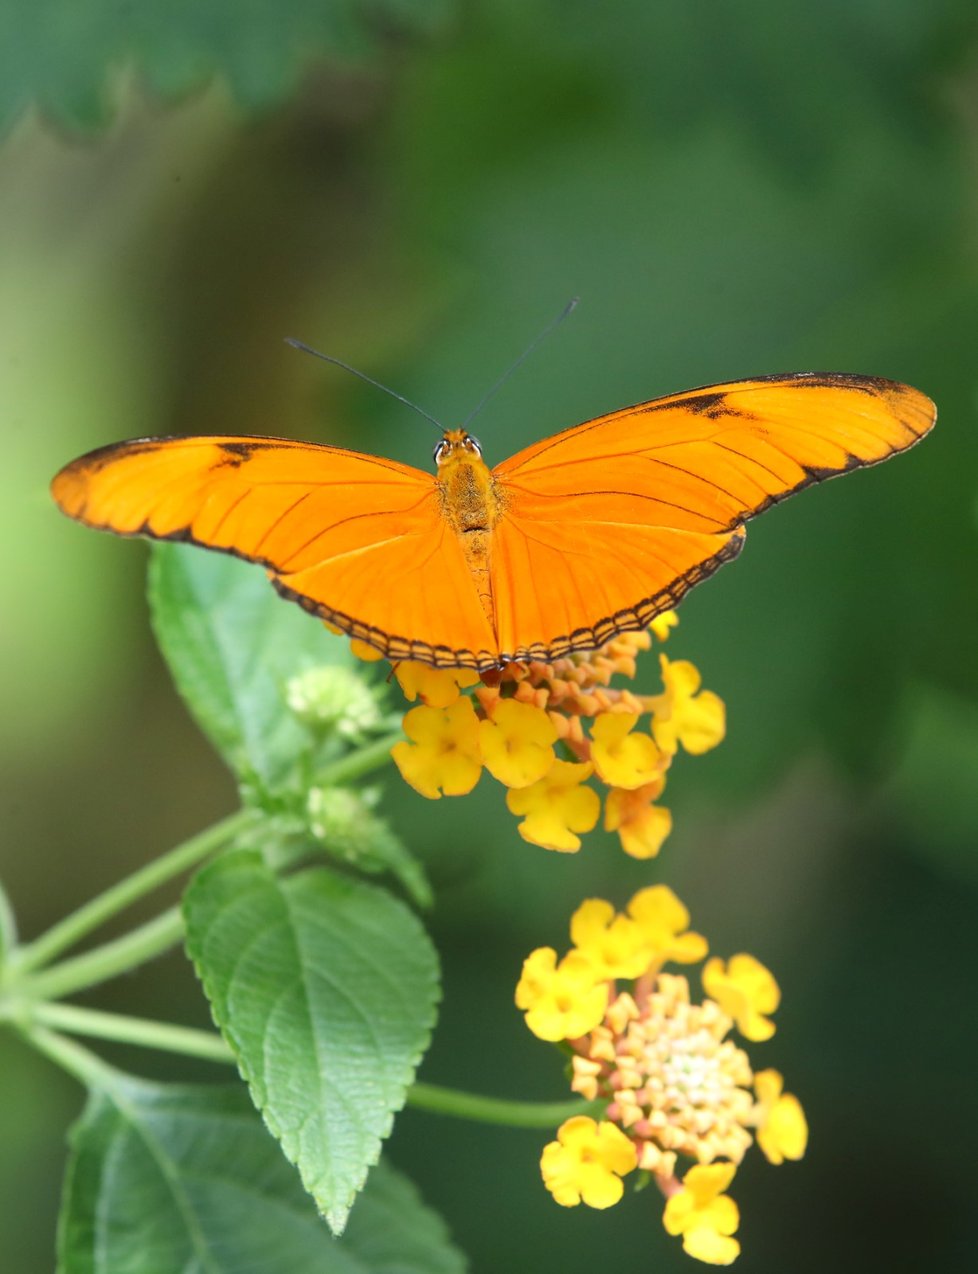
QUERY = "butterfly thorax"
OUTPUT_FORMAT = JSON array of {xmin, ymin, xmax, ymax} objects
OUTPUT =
[{"xmin": 434, "ymin": 428, "xmax": 502, "ymax": 628}]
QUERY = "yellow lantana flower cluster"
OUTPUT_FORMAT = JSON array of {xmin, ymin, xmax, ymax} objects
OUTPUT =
[
  {"xmin": 381, "ymin": 614, "xmax": 724, "ymax": 857},
  {"xmin": 517, "ymin": 886, "xmax": 807, "ymax": 1266}
]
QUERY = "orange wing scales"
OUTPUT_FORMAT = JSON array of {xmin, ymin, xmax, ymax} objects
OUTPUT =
[
  {"xmin": 51, "ymin": 372, "xmax": 935, "ymax": 670},
  {"xmin": 51, "ymin": 435, "xmax": 499, "ymax": 667},
  {"xmin": 488, "ymin": 374, "xmax": 935, "ymax": 663},
  {"xmin": 491, "ymin": 520, "xmax": 746, "ymax": 664}
]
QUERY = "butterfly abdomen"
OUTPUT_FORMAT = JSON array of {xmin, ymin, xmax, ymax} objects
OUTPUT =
[{"xmin": 435, "ymin": 429, "xmax": 504, "ymax": 630}]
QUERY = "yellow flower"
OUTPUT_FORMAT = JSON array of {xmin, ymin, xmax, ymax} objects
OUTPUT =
[
  {"xmin": 649, "ymin": 655, "xmax": 725, "ymax": 755},
  {"xmin": 478, "ymin": 698, "xmax": 557, "ymax": 788},
  {"xmin": 541, "ymin": 1117, "xmax": 637, "ymax": 1209},
  {"xmin": 604, "ymin": 782, "xmax": 672, "ymax": 859},
  {"xmin": 589, "ymin": 712, "xmax": 664, "ymax": 789},
  {"xmin": 506, "ymin": 760, "xmax": 600, "ymax": 852},
  {"xmin": 650, "ymin": 609, "xmax": 678, "ymax": 641},
  {"xmin": 702, "ymin": 954, "xmax": 780, "ymax": 1042},
  {"xmin": 515, "ymin": 947, "xmax": 608, "ymax": 1041},
  {"xmin": 393, "ymin": 661, "xmax": 480, "ymax": 708},
  {"xmin": 349, "ymin": 637, "xmax": 385, "ymax": 662},
  {"xmin": 753, "ymin": 1070, "xmax": 808, "ymax": 1164},
  {"xmin": 533, "ymin": 889, "xmax": 806, "ymax": 1265},
  {"xmin": 626, "ymin": 885, "xmax": 708, "ymax": 964},
  {"xmin": 390, "ymin": 697, "xmax": 482, "ymax": 799},
  {"xmin": 569, "ymin": 898, "xmax": 650, "ymax": 979},
  {"xmin": 663, "ymin": 1163, "xmax": 741, "ymax": 1265}
]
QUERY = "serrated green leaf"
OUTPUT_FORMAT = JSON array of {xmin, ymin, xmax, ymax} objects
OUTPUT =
[
  {"xmin": 59, "ymin": 1076, "xmax": 465, "ymax": 1274},
  {"xmin": 148, "ymin": 543, "xmax": 362, "ymax": 794},
  {"xmin": 1, "ymin": 0, "xmax": 454, "ymax": 138},
  {"xmin": 183, "ymin": 851, "xmax": 440, "ymax": 1233}
]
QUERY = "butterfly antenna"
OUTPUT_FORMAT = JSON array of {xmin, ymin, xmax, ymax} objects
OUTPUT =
[
  {"xmin": 285, "ymin": 337, "xmax": 444, "ymax": 431},
  {"xmin": 461, "ymin": 297, "xmax": 579, "ymax": 429}
]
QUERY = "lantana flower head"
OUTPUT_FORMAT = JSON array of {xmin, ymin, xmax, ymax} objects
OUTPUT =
[
  {"xmin": 375, "ymin": 613, "xmax": 724, "ymax": 860},
  {"xmin": 526, "ymin": 886, "xmax": 806, "ymax": 1265}
]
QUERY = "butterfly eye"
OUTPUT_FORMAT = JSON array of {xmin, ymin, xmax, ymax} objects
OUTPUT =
[
  {"xmin": 465, "ymin": 434, "xmax": 482, "ymax": 456},
  {"xmin": 433, "ymin": 439, "xmax": 450, "ymax": 464}
]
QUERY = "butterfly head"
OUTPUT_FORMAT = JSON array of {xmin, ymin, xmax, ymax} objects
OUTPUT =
[{"xmin": 433, "ymin": 429, "xmax": 483, "ymax": 469}]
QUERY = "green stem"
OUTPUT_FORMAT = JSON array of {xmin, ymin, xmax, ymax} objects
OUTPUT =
[
  {"xmin": 19, "ymin": 1023, "xmax": 118, "ymax": 1089},
  {"xmin": 14, "ymin": 807, "xmax": 256, "ymax": 976},
  {"xmin": 17, "ymin": 1006, "xmax": 592, "ymax": 1126},
  {"xmin": 317, "ymin": 731, "xmax": 402, "ymax": 787},
  {"xmin": 24, "ymin": 907, "xmax": 184, "ymax": 1002},
  {"xmin": 407, "ymin": 1081, "xmax": 603, "ymax": 1128},
  {"xmin": 26, "ymin": 1002, "xmax": 234, "ymax": 1064}
]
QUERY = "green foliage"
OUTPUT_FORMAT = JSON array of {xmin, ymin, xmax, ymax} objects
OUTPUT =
[
  {"xmin": 149, "ymin": 543, "xmax": 361, "ymax": 795},
  {"xmin": 0, "ymin": 878, "xmax": 15, "ymax": 966},
  {"xmin": 0, "ymin": 0, "xmax": 453, "ymax": 137},
  {"xmin": 184, "ymin": 852, "xmax": 440, "ymax": 1233},
  {"xmin": 59, "ymin": 1076, "xmax": 464, "ymax": 1273},
  {"xmin": 5, "ymin": 1, "xmax": 978, "ymax": 1270},
  {"xmin": 882, "ymin": 686, "xmax": 978, "ymax": 884}
]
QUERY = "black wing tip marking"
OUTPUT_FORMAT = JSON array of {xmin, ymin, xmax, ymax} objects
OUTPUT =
[
  {"xmin": 53, "ymin": 433, "xmax": 315, "ymax": 481},
  {"xmin": 641, "ymin": 370, "xmax": 933, "ymax": 418}
]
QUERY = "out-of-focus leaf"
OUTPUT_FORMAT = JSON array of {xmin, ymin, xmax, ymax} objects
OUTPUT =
[
  {"xmin": 148, "ymin": 543, "xmax": 361, "ymax": 795},
  {"xmin": 0, "ymin": 876, "xmax": 16, "ymax": 965},
  {"xmin": 879, "ymin": 685, "xmax": 978, "ymax": 884},
  {"xmin": 183, "ymin": 851, "xmax": 440, "ymax": 1233},
  {"xmin": 1, "ymin": 0, "xmax": 454, "ymax": 137},
  {"xmin": 59, "ymin": 1075, "xmax": 465, "ymax": 1274}
]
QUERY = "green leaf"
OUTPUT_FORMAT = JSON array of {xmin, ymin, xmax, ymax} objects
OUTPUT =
[
  {"xmin": 183, "ymin": 851, "xmax": 440, "ymax": 1233},
  {"xmin": 1, "ymin": 0, "xmax": 453, "ymax": 138},
  {"xmin": 307, "ymin": 786, "xmax": 433, "ymax": 908},
  {"xmin": 0, "ymin": 874, "xmax": 17, "ymax": 965},
  {"xmin": 148, "ymin": 543, "xmax": 363, "ymax": 794},
  {"xmin": 59, "ymin": 1076, "xmax": 465, "ymax": 1274}
]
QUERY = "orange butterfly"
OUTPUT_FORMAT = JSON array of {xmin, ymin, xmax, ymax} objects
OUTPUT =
[{"xmin": 51, "ymin": 372, "xmax": 935, "ymax": 671}]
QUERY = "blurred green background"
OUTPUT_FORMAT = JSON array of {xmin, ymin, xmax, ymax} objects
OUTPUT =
[{"xmin": 2, "ymin": 1, "xmax": 977, "ymax": 1270}]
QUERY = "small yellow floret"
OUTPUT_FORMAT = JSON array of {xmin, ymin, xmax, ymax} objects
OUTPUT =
[
  {"xmin": 753, "ymin": 1069, "xmax": 808, "ymax": 1164},
  {"xmin": 662, "ymin": 1163, "xmax": 741, "ymax": 1265},
  {"xmin": 390, "ymin": 698, "xmax": 482, "ymax": 799},
  {"xmin": 604, "ymin": 782, "xmax": 673, "ymax": 858},
  {"xmin": 626, "ymin": 885, "xmax": 708, "ymax": 964},
  {"xmin": 541, "ymin": 1117, "xmax": 638, "ymax": 1209},
  {"xmin": 650, "ymin": 656, "xmax": 726, "ymax": 756},
  {"xmin": 478, "ymin": 699, "xmax": 558, "ymax": 788},
  {"xmin": 515, "ymin": 947, "xmax": 608, "ymax": 1040},
  {"xmin": 702, "ymin": 954, "xmax": 780, "ymax": 1042},
  {"xmin": 349, "ymin": 637, "xmax": 385, "ymax": 662},
  {"xmin": 569, "ymin": 898, "xmax": 651, "ymax": 979},
  {"xmin": 650, "ymin": 610, "xmax": 679, "ymax": 641},
  {"xmin": 506, "ymin": 760, "xmax": 600, "ymax": 852},
  {"xmin": 394, "ymin": 661, "xmax": 480, "ymax": 708},
  {"xmin": 589, "ymin": 712, "xmax": 664, "ymax": 789}
]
